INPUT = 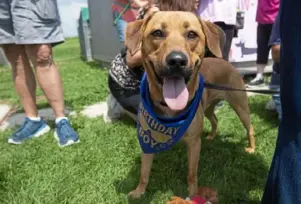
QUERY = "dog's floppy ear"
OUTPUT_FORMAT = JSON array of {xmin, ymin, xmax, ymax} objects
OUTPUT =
[
  {"xmin": 199, "ymin": 20, "xmax": 226, "ymax": 59},
  {"xmin": 125, "ymin": 20, "xmax": 144, "ymax": 56},
  {"xmin": 125, "ymin": 10, "xmax": 158, "ymax": 56}
]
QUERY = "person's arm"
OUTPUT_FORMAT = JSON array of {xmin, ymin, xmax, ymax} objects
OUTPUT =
[
  {"xmin": 126, "ymin": 50, "xmax": 142, "ymax": 68},
  {"xmin": 271, "ymin": 45, "xmax": 281, "ymax": 63},
  {"xmin": 195, "ymin": 0, "xmax": 199, "ymax": 10},
  {"xmin": 125, "ymin": 5, "xmax": 159, "ymax": 68},
  {"xmin": 268, "ymin": 13, "xmax": 281, "ymax": 62}
]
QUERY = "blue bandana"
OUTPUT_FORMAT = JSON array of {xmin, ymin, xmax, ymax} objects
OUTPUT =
[{"xmin": 137, "ymin": 73, "xmax": 204, "ymax": 154}]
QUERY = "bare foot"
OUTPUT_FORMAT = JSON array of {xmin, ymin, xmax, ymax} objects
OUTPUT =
[{"xmin": 245, "ymin": 147, "xmax": 255, "ymax": 154}]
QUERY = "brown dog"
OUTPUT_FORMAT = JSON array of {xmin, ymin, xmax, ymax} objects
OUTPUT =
[{"xmin": 125, "ymin": 11, "xmax": 255, "ymax": 198}]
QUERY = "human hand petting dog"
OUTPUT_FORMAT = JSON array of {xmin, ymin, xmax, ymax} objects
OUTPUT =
[
  {"xmin": 166, "ymin": 187, "xmax": 218, "ymax": 204},
  {"xmin": 132, "ymin": 0, "xmax": 148, "ymax": 8},
  {"xmin": 143, "ymin": 3, "xmax": 160, "ymax": 19}
]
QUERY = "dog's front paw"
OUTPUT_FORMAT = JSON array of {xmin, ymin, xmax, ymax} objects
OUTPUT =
[
  {"xmin": 188, "ymin": 183, "xmax": 198, "ymax": 197},
  {"xmin": 128, "ymin": 189, "xmax": 145, "ymax": 199},
  {"xmin": 245, "ymin": 147, "xmax": 255, "ymax": 154}
]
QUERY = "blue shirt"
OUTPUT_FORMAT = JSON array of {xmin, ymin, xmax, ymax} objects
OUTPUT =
[
  {"xmin": 261, "ymin": 0, "xmax": 301, "ymax": 202},
  {"xmin": 269, "ymin": 13, "xmax": 281, "ymax": 73}
]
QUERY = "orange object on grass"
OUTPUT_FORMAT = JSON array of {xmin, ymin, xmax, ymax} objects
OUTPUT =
[{"xmin": 166, "ymin": 187, "xmax": 218, "ymax": 204}]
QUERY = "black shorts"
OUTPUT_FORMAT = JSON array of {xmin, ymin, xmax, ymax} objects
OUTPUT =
[
  {"xmin": 257, "ymin": 23, "xmax": 273, "ymax": 64},
  {"xmin": 108, "ymin": 75, "xmax": 140, "ymax": 115}
]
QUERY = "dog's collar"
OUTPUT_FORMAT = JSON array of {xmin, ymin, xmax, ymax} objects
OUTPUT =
[{"xmin": 137, "ymin": 73, "xmax": 204, "ymax": 154}]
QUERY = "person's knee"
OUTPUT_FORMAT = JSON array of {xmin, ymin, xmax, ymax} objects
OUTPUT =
[{"xmin": 26, "ymin": 44, "xmax": 53, "ymax": 68}]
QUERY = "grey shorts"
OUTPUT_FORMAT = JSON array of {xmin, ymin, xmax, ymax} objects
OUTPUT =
[{"xmin": 0, "ymin": 0, "xmax": 64, "ymax": 45}]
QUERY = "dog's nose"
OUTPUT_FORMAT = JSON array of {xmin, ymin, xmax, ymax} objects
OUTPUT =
[{"xmin": 166, "ymin": 51, "xmax": 188, "ymax": 69}]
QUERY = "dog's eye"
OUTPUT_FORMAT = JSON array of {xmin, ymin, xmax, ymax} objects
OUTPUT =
[
  {"xmin": 151, "ymin": 29, "xmax": 165, "ymax": 38},
  {"xmin": 187, "ymin": 31, "xmax": 198, "ymax": 40}
]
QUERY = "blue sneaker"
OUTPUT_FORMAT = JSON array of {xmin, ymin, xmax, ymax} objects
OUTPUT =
[
  {"xmin": 54, "ymin": 119, "xmax": 79, "ymax": 147},
  {"xmin": 8, "ymin": 117, "xmax": 50, "ymax": 144}
]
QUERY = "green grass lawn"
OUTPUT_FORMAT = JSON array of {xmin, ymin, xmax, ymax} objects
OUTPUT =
[{"xmin": 0, "ymin": 38, "xmax": 279, "ymax": 204}]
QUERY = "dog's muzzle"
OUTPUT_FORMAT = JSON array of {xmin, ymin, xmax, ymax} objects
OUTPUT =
[{"xmin": 157, "ymin": 51, "xmax": 192, "ymax": 83}]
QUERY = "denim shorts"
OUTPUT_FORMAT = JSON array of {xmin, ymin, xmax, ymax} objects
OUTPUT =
[
  {"xmin": 113, "ymin": 12, "xmax": 127, "ymax": 42},
  {"xmin": 269, "ymin": 71, "xmax": 282, "ymax": 120},
  {"xmin": 0, "ymin": 0, "xmax": 64, "ymax": 45}
]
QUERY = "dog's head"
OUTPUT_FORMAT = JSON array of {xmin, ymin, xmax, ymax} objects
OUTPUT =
[{"xmin": 125, "ymin": 11, "xmax": 225, "ymax": 111}]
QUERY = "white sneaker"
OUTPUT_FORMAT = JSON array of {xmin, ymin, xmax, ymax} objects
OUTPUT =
[{"xmin": 247, "ymin": 76, "xmax": 265, "ymax": 87}]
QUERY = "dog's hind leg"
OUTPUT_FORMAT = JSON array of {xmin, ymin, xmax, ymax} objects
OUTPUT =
[
  {"xmin": 204, "ymin": 101, "xmax": 219, "ymax": 141},
  {"xmin": 226, "ymin": 93, "xmax": 255, "ymax": 153},
  {"xmin": 128, "ymin": 153, "xmax": 154, "ymax": 198}
]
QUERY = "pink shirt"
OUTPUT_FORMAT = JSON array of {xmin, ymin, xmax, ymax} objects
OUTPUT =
[{"xmin": 256, "ymin": 0, "xmax": 280, "ymax": 24}]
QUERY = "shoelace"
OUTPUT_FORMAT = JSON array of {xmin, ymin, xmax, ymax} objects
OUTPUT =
[
  {"xmin": 57, "ymin": 120, "xmax": 72, "ymax": 140},
  {"xmin": 15, "ymin": 119, "xmax": 31, "ymax": 136}
]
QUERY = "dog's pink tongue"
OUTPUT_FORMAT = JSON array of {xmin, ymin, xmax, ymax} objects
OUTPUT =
[{"xmin": 162, "ymin": 77, "xmax": 189, "ymax": 110}]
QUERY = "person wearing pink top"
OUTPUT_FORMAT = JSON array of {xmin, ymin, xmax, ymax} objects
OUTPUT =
[{"xmin": 247, "ymin": 0, "xmax": 280, "ymax": 86}]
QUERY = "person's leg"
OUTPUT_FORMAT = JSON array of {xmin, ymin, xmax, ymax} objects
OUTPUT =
[
  {"xmin": 25, "ymin": 44, "xmax": 79, "ymax": 147},
  {"xmin": 249, "ymin": 24, "xmax": 273, "ymax": 86},
  {"xmin": 222, "ymin": 26, "xmax": 235, "ymax": 62},
  {"xmin": 25, "ymin": 44, "xmax": 64, "ymax": 118},
  {"xmin": 10, "ymin": 0, "xmax": 78, "ymax": 146},
  {"xmin": 213, "ymin": 22, "xmax": 235, "ymax": 109},
  {"xmin": 266, "ymin": 62, "xmax": 281, "ymax": 113},
  {"xmin": 256, "ymin": 24, "xmax": 268, "ymax": 81},
  {"xmin": 3, "ymin": 44, "xmax": 51, "ymax": 144},
  {"xmin": 114, "ymin": 13, "xmax": 127, "ymax": 43},
  {"xmin": 265, "ymin": 71, "xmax": 279, "ymax": 111},
  {"xmin": 273, "ymin": 91, "xmax": 282, "ymax": 120},
  {"xmin": 3, "ymin": 44, "xmax": 37, "ymax": 117},
  {"xmin": 108, "ymin": 75, "xmax": 139, "ymax": 122},
  {"xmin": 105, "ymin": 93, "xmax": 124, "ymax": 123},
  {"xmin": 0, "ymin": 1, "xmax": 52, "ymax": 144},
  {"xmin": 272, "ymin": 64, "xmax": 282, "ymax": 120},
  {"xmin": 271, "ymin": 70, "xmax": 282, "ymax": 120},
  {"xmin": 214, "ymin": 22, "xmax": 235, "ymax": 62},
  {"xmin": 122, "ymin": 94, "xmax": 140, "ymax": 116}
]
